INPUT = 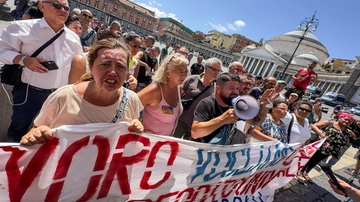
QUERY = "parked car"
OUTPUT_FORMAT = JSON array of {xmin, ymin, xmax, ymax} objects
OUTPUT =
[
  {"xmin": 351, "ymin": 106, "xmax": 360, "ymax": 116},
  {"xmin": 320, "ymin": 92, "xmax": 346, "ymax": 106},
  {"xmin": 305, "ymin": 86, "xmax": 322, "ymax": 100}
]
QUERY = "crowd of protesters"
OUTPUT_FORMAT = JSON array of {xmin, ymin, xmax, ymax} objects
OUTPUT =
[{"xmin": 2, "ymin": 2, "xmax": 360, "ymax": 200}]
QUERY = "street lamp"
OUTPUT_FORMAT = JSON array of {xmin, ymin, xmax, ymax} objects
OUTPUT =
[{"xmin": 280, "ymin": 11, "xmax": 319, "ymax": 79}]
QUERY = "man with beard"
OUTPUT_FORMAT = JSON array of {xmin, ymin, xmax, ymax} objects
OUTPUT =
[
  {"xmin": 239, "ymin": 74, "xmax": 255, "ymax": 95},
  {"xmin": 191, "ymin": 73, "xmax": 271, "ymax": 144},
  {"xmin": 250, "ymin": 76, "xmax": 277, "ymax": 100},
  {"xmin": 285, "ymin": 61, "xmax": 318, "ymax": 100}
]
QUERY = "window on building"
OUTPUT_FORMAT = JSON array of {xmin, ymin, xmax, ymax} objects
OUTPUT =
[
  {"xmin": 345, "ymin": 72, "xmax": 351, "ymax": 74},
  {"xmin": 104, "ymin": 1, "xmax": 107, "ymax": 5},
  {"xmin": 114, "ymin": 5, "xmax": 118, "ymax": 9},
  {"xmin": 127, "ymin": 24, "xmax": 130, "ymax": 28},
  {"xmin": 93, "ymin": 10, "xmax": 97, "ymax": 15},
  {"xmin": 143, "ymin": 18, "xmax": 146, "ymax": 22},
  {"xmin": 86, "ymin": 0, "xmax": 89, "ymax": 4},
  {"xmin": 124, "ymin": 9, "xmax": 126, "ymax": 13},
  {"xmin": 134, "ymin": 27, "xmax": 137, "ymax": 31},
  {"xmin": 149, "ymin": 21, "xmax": 152, "ymax": 24},
  {"xmin": 130, "ymin": 12, "xmax": 133, "ymax": 16},
  {"xmin": 95, "ymin": 3, "xmax": 98, "ymax": 8},
  {"xmin": 103, "ymin": 7, "xmax": 106, "ymax": 11}
]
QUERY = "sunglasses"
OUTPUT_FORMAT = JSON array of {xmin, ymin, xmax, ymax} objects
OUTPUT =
[
  {"xmin": 298, "ymin": 107, "xmax": 312, "ymax": 113},
  {"xmin": 207, "ymin": 65, "xmax": 222, "ymax": 73},
  {"xmin": 128, "ymin": 43, "xmax": 140, "ymax": 49},
  {"xmin": 82, "ymin": 13, "xmax": 93, "ymax": 19},
  {"xmin": 42, "ymin": 1, "xmax": 70, "ymax": 12}
]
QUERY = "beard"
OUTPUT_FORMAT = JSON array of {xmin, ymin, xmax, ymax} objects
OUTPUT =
[{"xmin": 220, "ymin": 92, "xmax": 238, "ymax": 106}]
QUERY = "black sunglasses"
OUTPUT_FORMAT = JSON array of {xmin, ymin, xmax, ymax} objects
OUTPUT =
[
  {"xmin": 298, "ymin": 107, "xmax": 312, "ymax": 113},
  {"xmin": 42, "ymin": 1, "xmax": 70, "ymax": 12},
  {"xmin": 128, "ymin": 43, "xmax": 140, "ymax": 49},
  {"xmin": 207, "ymin": 65, "xmax": 222, "ymax": 73},
  {"xmin": 82, "ymin": 13, "xmax": 93, "ymax": 19}
]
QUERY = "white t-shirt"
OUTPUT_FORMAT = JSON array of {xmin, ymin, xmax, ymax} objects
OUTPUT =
[
  {"xmin": 34, "ymin": 84, "xmax": 143, "ymax": 128},
  {"xmin": 281, "ymin": 113, "xmax": 311, "ymax": 144}
]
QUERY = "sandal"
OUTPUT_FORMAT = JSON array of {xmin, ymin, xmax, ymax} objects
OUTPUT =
[
  {"xmin": 303, "ymin": 173, "xmax": 314, "ymax": 184},
  {"xmin": 296, "ymin": 172, "xmax": 305, "ymax": 184}
]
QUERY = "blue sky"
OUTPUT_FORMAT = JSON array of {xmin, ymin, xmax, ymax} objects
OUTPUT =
[{"xmin": 131, "ymin": 0, "xmax": 360, "ymax": 61}]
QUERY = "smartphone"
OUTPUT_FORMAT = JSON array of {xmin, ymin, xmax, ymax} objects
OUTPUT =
[
  {"xmin": 40, "ymin": 61, "xmax": 59, "ymax": 71},
  {"xmin": 319, "ymin": 162, "xmax": 348, "ymax": 197}
]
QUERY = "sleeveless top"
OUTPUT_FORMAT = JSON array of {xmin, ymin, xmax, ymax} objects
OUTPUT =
[
  {"xmin": 138, "ymin": 51, "xmax": 157, "ymax": 83},
  {"xmin": 142, "ymin": 83, "xmax": 183, "ymax": 136}
]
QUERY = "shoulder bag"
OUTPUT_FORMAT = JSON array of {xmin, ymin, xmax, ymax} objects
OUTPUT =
[
  {"xmin": 0, "ymin": 29, "xmax": 64, "ymax": 86},
  {"xmin": 181, "ymin": 85, "xmax": 211, "ymax": 110}
]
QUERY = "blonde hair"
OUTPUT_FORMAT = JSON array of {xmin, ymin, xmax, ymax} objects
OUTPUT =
[
  {"xmin": 80, "ymin": 38, "xmax": 130, "ymax": 82},
  {"xmin": 152, "ymin": 53, "xmax": 188, "ymax": 84}
]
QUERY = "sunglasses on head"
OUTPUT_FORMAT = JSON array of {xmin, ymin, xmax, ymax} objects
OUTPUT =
[
  {"xmin": 82, "ymin": 13, "xmax": 93, "ymax": 19},
  {"xmin": 42, "ymin": 1, "xmax": 70, "ymax": 12},
  {"xmin": 298, "ymin": 107, "xmax": 312, "ymax": 113}
]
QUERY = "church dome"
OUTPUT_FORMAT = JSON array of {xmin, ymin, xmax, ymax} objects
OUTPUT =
[{"xmin": 264, "ymin": 29, "xmax": 329, "ymax": 64}]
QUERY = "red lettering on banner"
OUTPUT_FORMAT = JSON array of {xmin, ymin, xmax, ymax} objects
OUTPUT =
[
  {"xmin": 221, "ymin": 179, "xmax": 237, "ymax": 198},
  {"xmin": 98, "ymin": 134, "xmax": 150, "ymax": 199},
  {"xmin": 175, "ymin": 188, "xmax": 194, "ymax": 202},
  {"xmin": 140, "ymin": 141, "xmax": 179, "ymax": 190},
  {"xmin": 156, "ymin": 191, "xmax": 179, "ymax": 202},
  {"xmin": 76, "ymin": 136, "xmax": 110, "ymax": 201},
  {"xmin": 191, "ymin": 185, "xmax": 211, "ymax": 202},
  {"xmin": 3, "ymin": 138, "xmax": 59, "ymax": 202},
  {"xmin": 45, "ymin": 136, "xmax": 90, "ymax": 201},
  {"xmin": 234, "ymin": 177, "xmax": 248, "ymax": 195}
]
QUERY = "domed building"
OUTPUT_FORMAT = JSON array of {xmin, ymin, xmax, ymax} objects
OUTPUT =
[{"xmin": 238, "ymin": 28, "xmax": 359, "ymax": 103}]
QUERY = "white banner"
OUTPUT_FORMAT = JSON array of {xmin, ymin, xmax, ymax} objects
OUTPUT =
[{"xmin": 0, "ymin": 123, "xmax": 323, "ymax": 202}]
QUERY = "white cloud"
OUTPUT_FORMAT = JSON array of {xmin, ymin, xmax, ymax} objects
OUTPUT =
[
  {"xmin": 136, "ymin": 2, "xmax": 180, "ymax": 22},
  {"xmin": 227, "ymin": 23, "xmax": 236, "ymax": 31},
  {"xmin": 209, "ymin": 22, "xmax": 227, "ymax": 33},
  {"xmin": 234, "ymin": 20, "xmax": 246, "ymax": 28}
]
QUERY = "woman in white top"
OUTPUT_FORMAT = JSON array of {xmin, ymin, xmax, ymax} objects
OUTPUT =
[
  {"xmin": 281, "ymin": 100, "xmax": 313, "ymax": 144},
  {"xmin": 20, "ymin": 38, "xmax": 144, "ymax": 145}
]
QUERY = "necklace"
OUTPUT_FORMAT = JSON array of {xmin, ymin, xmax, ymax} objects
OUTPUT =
[{"xmin": 216, "ymin": 100, "xmax": 226, "ymax": 114}]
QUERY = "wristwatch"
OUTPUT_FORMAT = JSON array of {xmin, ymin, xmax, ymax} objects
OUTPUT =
[{"xmin": 19, "ymin": 56, "xmax": 27, "ymax": 66}]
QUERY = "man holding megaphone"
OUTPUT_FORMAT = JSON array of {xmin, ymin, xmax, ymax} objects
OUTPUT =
[{"xmin": 191, "ymin": 72, "xmax": 277, "ymax": 145}]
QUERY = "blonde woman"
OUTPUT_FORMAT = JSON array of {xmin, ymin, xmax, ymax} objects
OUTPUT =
[{"xmin": 138, "ymin": 53, "xmax": 188, "ymax": 136}]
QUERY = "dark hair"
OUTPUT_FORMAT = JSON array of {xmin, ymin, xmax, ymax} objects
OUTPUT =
[
  {"xmin": 216, "ymin": 72, "xmax": 241, "ymax": 86},
  {"xmin": 98, "ymin": 30, "xmax": 122, "ymax": 41},
  {"xmin": 65, "ymin": 14, "xmax": 81, "ymax": 27},
  {"xmin": 295, "ymin": 100, "xmax": 313, "ymax": 109},
  {"xmin": 123, "ymin": 32, "xmax": 140, "ymax": 44},
  {"xmin": 269, "ymin": 100, "xmax": 287, "ymax": 113}
]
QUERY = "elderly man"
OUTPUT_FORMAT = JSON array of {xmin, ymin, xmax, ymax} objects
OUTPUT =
[
  {"xmin": 0, "ymin": 0, "xmax": 83, "ymax": 142},
  {"xmin": 274, "ymin": 80, "xmax": 287, "ymax": 101},
  {"xmin": 173, "ymin": 58, "xmax": 222, "ymax": 140},
  {"xmin": 250, "ymin": 76, "xmax": 277, "ymax": 100},
  {"xmin": 79, "ymin": 9, "xmax": 97, "ymax": 51},
  {"xmin": 228, "ymin": 61, "xmax": 245, "ymax": 76},
  {"xmin": 191, "ymin": 73, "xmax": 271, "ymax": 144}
]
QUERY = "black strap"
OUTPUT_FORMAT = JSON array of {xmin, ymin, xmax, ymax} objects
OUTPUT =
[
  {"xmin": 287, "ymin": 114, "xmax": 294, "ymax": 143},
  {"xmin": 111, "ymin": 88, "xmax": 130, "ymax": 123},
  {"xmin": 84, "ymin": 30, "xmax": 95, "ymax": 41},
  {"xmin": 30, "ymin": 29, "xmax": 64, "ymax": 57},
  {"xmin": 191, "ymin": 84, "xmax": 212, "ymax": 101}
]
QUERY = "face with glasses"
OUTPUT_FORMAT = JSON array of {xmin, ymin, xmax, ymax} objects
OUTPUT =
[
  {"xmin": 205, "ymin": 63, "xmax": 222, "ymax": 80},
  {"xmin": 39, "ymin": 0, "xmax": 69, "ymax": 23},
  {"xmin": 80, "ymin": 10, "xmax": 93, "ymax": 24},
  {"xmin": 127, "ymin": 38, "xmax": 141, "ymax": 56},
  {"xmin": 295, "ymin": 104, "xmax": 312, "ymax": 119},
  {"xmin": 273, "ymin": 103, "xmax": 288, "ymax": 118},
  {"xmin": 239, "ymin": 77, "xmax": 254, "ymax": 95}
]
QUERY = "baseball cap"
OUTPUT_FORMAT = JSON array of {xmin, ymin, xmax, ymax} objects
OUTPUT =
[{"xmin": 277, "ymin": 80, "xmax": 287, "ymax": 85}]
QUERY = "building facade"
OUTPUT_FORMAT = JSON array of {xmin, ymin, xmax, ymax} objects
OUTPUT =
[
  {"xmin": 320, "ymin": 58, "xmax": 356, "ymax": 75},
  {"xmin": 230, "ymin": 34, "xmax": 262, "ymax": 53},
  {"xmin": 156, "ymin": 18, "xmax": 193, "ymax": 39},
  {"xmin": 69, "ymin": 0, "xmax": 156, "ymax": 37},
  {"xmin": 238, "ymin": 29, "xmax": 360, "ymax": 104},
  {"xmin": 192, "ymin": 30, "xmax": 206, "ymax": 43}
]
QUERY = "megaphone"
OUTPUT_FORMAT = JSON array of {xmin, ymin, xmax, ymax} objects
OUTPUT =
[{"xmin": 232, "ymin": 95, "xmax": 260, "ymax": 120}]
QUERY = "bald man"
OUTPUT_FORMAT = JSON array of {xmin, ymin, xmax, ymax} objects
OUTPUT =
[{"xmin": 228, "ymin": 62, "xmax": 245, "ymax": 75}]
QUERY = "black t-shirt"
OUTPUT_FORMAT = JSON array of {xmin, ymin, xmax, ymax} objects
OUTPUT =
[
  {"xmin": 190, "ymin": 63, "xmax": 204, "ymax": 75},
  {"xmin": 138, "ymin": 51, "xmax": 157, "ymax": 83},
  {"xmin": 193, "ymin": 95, "xmax": 230, "ymax": 143},
  {"xmin": 349, "ymin": 121, "xmax": 360, "ymax": 138},
  {"xmin": 249, "ymin": 87, "xmax": 263, "ymax": 100}
]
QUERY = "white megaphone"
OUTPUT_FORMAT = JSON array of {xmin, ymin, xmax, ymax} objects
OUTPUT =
[{"xmin": 231, "ymin": 95, "xmax": 259, "ymax": 120}]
